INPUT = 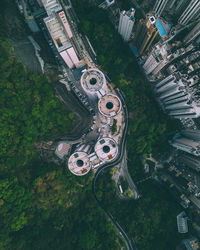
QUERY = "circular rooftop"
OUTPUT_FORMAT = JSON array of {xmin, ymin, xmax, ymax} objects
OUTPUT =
[
  {"xmin": 68, "ymin": 151, "xmax": 91, "ymax": 176},
  {"xmin": 80, "ymin": 68, "xmax": 106, "ymax": 93},
  {"xmin": 94, "ymin": 137, "xmax": 118, "ymax": 162},
  {"xmin": 55, "ymin": 142, "xmax": 70, "ymax": 159},
  {"xmin": 98, "ymin": 94, "xmax": 122, "ymax": 117}
]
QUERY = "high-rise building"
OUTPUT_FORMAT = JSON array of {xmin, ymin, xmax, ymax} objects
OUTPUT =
[
  {"xmin": 95, "ymin": 0, "xmax": 115, "ymax": 9},
  {"xmin": 153, "ymin": 0, "xmax": 169, "ymax": 17},
  {"xmin": 183, "ymin": 237, "xmax": 200, "ymax": 250},
  {"xmin": 177, "ymin": 153, "xmax": 200, "ymax": 172},
  {"xmin": 177, "ymin": 211, "xmax": 188, "ymax": 233},
  {"xmin": 134, "ymin": 15, "xmax": 159, "ymax": 54},
  {"xmin": 118, "ymin": 8, "xmax": 135, "ymax": 42},
  {"xmin": 40, "ymin": 0, "xmax": 62, "ymax": 15},
  {"xmin": 184, "ymin": 21, "xmax": 200, "ymax": 44},
  {"xmin": 143, "ymin": 43, "xmax": 170, "ymax": 75},
  {"xmin": 178, "ymin": 0, "xmax": 200, "ymax": 25},
  {"xmin": 170, "ymin": 130, "xmax": 200, "ymax": 156},
  {"xmin": 155, "ymin": 73, "xmax": 200, "ymax": 119}
]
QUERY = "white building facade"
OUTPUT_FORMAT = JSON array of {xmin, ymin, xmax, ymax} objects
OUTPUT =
[{"xmin": 118, "ymin": 8, "xmax": 135, "ymax": 42}]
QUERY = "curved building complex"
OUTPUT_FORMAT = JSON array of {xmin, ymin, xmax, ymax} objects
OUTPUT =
[
  {"xmin": 68, "ymin": 151, "xmax": 91, "ymax": 176},
  {"xmin": 98, "ymin": 94, "xmax": 122, "ymax": 117},
  {"xmin": 95, "ymin": 137, "xmax": 118, "ymax": 162},
  {"xmin": 80, "ymin": 68, "xmax": 106, "ymax": 93}
]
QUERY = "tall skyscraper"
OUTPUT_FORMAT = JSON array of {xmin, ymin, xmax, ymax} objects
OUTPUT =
[
  {"xmin": 170, "ymin": 130, "xmax": 200, "ymax": 156},
  {"xmin": 153, "ymin": 0, "xmax": 169, "ymax": 16},
  {"xmin": 155, "ymin": 74, "xmax": 200, "ymax": 119},
  {"xmin": 184, "ymin": 21, "xmax": 200, "ymax": 44},
  {"xmin": 118, "ymin": 8, "xmax": 135, "ymax": 42},
  {"xmin": 178, "ymin": 0, "xmax": 200, "ymax": 25},
  {"xmin": 134, "ymin": 15, "xmax": 159, "ymax": 54}
]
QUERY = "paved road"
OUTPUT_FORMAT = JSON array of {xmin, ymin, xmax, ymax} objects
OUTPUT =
[{"xmin": 92, "ymin": 88, "xmax": 138, "ymax": 250}]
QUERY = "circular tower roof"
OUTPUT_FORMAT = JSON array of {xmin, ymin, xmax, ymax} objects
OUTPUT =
[
  {"xmin": 81, "ymin": 68, "xmax": 106, "ymax": 93},
  {"xmin": 98, "ymin": 94, "xmax": 122, "ymax": 117},
  {"xmin": 68, "ymin": 151, "xmax": 91, "ymax": 176},
  {"xmin": 94, "ymin": 137, "xmax": 118, "ymax": 162}
]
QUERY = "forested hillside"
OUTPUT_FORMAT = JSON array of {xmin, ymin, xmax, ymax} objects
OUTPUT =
[{"xmin": 0, "ymin": 2, "xmax": 124, "ymax": 249}]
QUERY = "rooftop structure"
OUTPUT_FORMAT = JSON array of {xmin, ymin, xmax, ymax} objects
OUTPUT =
[
  {"xmin": 170, "ymin": 130, "xmax": 200, "ymax": 156},
  {"xmin": 40, "ymin": 0, "xmax": 62, "ymax": 15},
  {"xmin": 118, "ymin": 8, "xmax": 135, "ymax": 42},
  {"xmin": 95, "ymin": 0, "xmax": 115, "ymax": 9},
  {"xmin": 155, "ymin": 73, "xmax": 200, "ymax": 119},
  {"xmin": 44, "ymin": 14, "xmax": 71, "ymax": 52},
  {"xmin": 183, "ymin": 237, "xmax": 200, "ymax": 250},
  {"xmin": 98, "ymin": 94, "xmax": 122, "ymax": 117},
  {"xmin": 55, "ymin": 141, "xmax": 70, "ymax": 159},
  {"xmin": 68, "ymin": 151, "xmax": 91, "ymax": 176},
  {"xmin": 44, "ymin": 12, "xmax": 80, "ymax": 68},
  {"xmin": 80, "ymin": 68, "xmax": 106, "ymax": 93},
  {"xmin": 177, "ymin": 153, "xmax": 200, "ymax": 172},
  {"xmin": 177, "ymin": 211, "xmax": 188, "ymax": 233},
  {"xmin": 95, "ymin": 137, "xmax": 118, "ymax": 162},
  {"xmin": 134, "ymin": 14, "xmax": 170, "ymax": 55}
]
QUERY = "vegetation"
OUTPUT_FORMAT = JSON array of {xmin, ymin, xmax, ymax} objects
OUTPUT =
[
  {"xmin": 0, "ymin": 0, "xmax": 182, "ymax": 249},
  {"xmin": 0, "ymin": 2, "xmax": 124, "ymax": 249},
  {"xmin": 71, "ymin": 1, "xmax": 182, "ymax": 249}
]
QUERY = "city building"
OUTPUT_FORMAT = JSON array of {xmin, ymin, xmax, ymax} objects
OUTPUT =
[
  {"xmin": 68, "ymin": 144, "xmax": 92, "ymax": 176},
  {"xmin": 184, "ymin": 21, "xmax": 200, "ymax": 44},
  {"xmin": 177, "ymin": 153, "xmax": 200, "ymax": 172},
  {"xmin": 170, "ymin": 130, "xmax": 200, "ymax": 156},
  {"xmin": 44, "ymin": 11, "xmax": 80, "ymax": 68},
  {"xmin": 177, "ymin": 211, "xmax": 188, "ymax": 233},
  {"xmin": 142, "ymin": 43, "xmax": 170, "ymax": 75},
  {"xmin": 183, "ymin": 237, "xmax": 200, "ymax": 250},
  {"xmin": 95, "ymin": 0, "xmax": 115, "ymax": 9},
  {"xmin": 155, "ymin": 73, "xmax": 200, "ymax": 119},
  {"xmin": 178, "ymin": 0, "xmax": 200, "ymax": 25},
  {"xmin": 118, "ymin": 8, "xmax": 135, "ymax": 42},
  {"xmin": 94, "ymin": 137, "xmax": 118, "ymax": 162},
  {"xmin": 40, "ymin": 0, "xmax": 62, "ymax": 15},
  {"xmin": 98, "ymin": 94, "xmax": 122, "ymax": 117},
  {"xmin": 153, "ymin": 0, "xmax": 200, "ymax": 25},
  {"xmin": 134, "ymin": 14, "xmax": 171, "ymax": 55},
  {"xmin": 55, "ymin": 141, "xmax": 70, "ymax": 159},
  {"xmin": 80, "ymin": 68, "xmax": 106, "ymax": 93},
  {"xmin": 161, "ymin": 176, "xmax": 190, "ymax": 208}
]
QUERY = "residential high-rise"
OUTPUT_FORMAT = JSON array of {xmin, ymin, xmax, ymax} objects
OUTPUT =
[
  {"xmin": 183, "ymin": 237, "xmax": 200, "ymax": 250},
  {"xmin": 134, "ymin": 15, "xmax": 159, "ymax": 54},
  {"xmin": 170, "ymin": 130, "xmax": 200, "ymax": 156},
  {"xmin": 184, "ymin": 21, "xmax": 200, "ymax": 44},
  {"xmin": 155, "ymin": 73, "xmax": 200, "ymax": 119},
  {"xmin": 153, "ymin": 0, "xmax": 169, "ymax": 16},
  {"xmin": 118, "ymin": 8, "xmax": 135, "ymax": 42},
  {"xmin": 177, "ymin": 153, "xmax": 200, "ymax": 172},
  {"xmin": 178, "ymin": 0, "xmax": 200, "ymax": 25}
]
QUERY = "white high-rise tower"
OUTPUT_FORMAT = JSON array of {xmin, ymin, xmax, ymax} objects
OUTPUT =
[
  {"xmin": 178, "ymin": 0, "xmax": 200, "ymax": 25},
  {"xmin": 118, "ymin": 8, "xmax": 135, "ymax": 42}
]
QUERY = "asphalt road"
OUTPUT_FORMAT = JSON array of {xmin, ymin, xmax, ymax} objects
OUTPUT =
[{"xmin": 92, "ymin": 88, "xmax": 138, "ymax": 250}]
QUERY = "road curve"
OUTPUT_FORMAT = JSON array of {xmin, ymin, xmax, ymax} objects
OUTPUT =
[{"xmin": 92, "ymin": 88, "xmax": 138, "ymax": 250}]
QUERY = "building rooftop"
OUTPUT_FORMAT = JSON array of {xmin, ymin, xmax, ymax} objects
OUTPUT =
[
  {"xmin": 98, "ymin": 94, "xmax": 122, "ymax": 117},
  {"xmin": 55, "ymin": 141, "xmax": 70, "ymax": 159},
  {"xmin": 80, "ymin": 68, "xmax": 106, "ymax": 93},
  {"xmin": 94, "ymin": 137, "xmax": 118, "ymax": 162},
  {"xmin": 44, "ymin": 14, "xmax": 72, "ymax": 52},
  {"xmin": 68, "ymin": 151, "xmax": 91, "ymax": 176}
]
